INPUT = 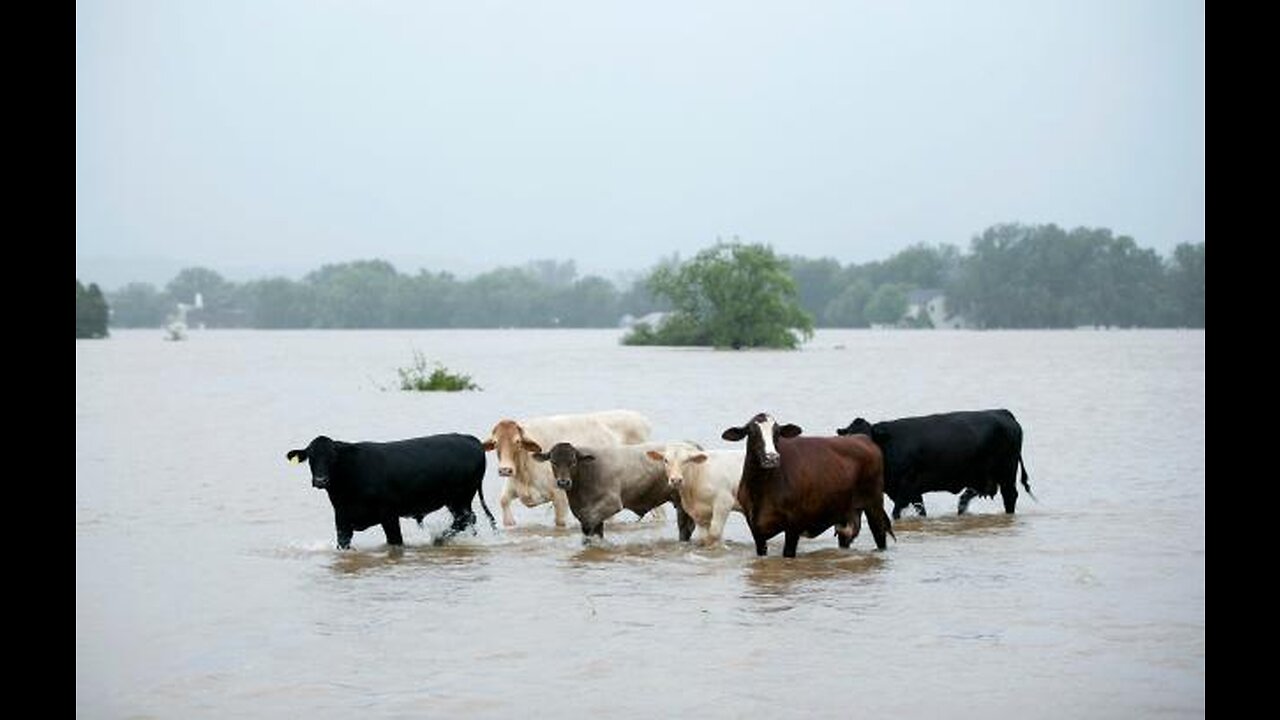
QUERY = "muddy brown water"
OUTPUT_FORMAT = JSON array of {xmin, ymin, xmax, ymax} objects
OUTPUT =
[{"xmin": 76, "ymin": 329, "xmax": 1205, "ymax": 718}]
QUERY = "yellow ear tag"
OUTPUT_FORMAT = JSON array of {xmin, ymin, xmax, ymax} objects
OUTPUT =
[{"xmin": 289, "ymin": 456, "xmax": 301, "ymax": 465}]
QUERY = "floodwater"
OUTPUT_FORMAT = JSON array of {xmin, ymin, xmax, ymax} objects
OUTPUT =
[{"xmin": 76, "ymin": 329, "xmax": 1205, "ymax": 718}]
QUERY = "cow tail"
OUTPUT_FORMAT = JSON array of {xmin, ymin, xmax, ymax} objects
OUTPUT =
[
  {"xmin": 1019, "ymin": 456, "xmax": 1037, "ymax": 501},
  {"xmin": 476, "ymin": 482, "xmax": 497, "ymax": 530}
]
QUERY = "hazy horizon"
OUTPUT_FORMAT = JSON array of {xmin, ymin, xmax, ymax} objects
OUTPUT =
[{"xmin": 77, "ymin": 1, "xmax": 1205, "ymax": 290}]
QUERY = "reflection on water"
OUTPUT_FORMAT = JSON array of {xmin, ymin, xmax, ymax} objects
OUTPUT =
[
  {"xmin": 77, "ymin": 329, "xmax": 1205, "ymax": 717},
  {"xmin": 892, "ymin": 512, "xmax": 1019, "ymax": 538},
  {"xmin": 742, "ymin": 551, "xmax": 887, "ymax": 596},
  {"xmin": 326, "ymin": 543, "xmax": 496, "ymax": 576}
]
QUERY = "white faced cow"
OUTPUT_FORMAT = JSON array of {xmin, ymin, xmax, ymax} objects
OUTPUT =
[
  {"xmin": 483, "ymin": 410, "xmax": 651, "ymax": 527},
  {"xmin": 646, "ymin": 443, "xmax": 744, "ymax": 545}
]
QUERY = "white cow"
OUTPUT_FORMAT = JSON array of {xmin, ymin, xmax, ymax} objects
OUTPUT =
[
  {"xmin": 646, "ymin": 443, "xmax": 744, "ymax": 545},
  {"xmin": 584, "ymin": 409, "xmax": 651, "ymax": 444},
  {"xmin": 483, "ymin": 410, "xmax": 651, "ymax": 527}
]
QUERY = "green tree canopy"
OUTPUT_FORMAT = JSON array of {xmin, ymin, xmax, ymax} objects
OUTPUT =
[
  {"xmin": 625, "ymin": 242, "xmax": 814, "ymax": 349},
  {"xmin": 863, "ymin": 283, "xmax": 910, "ymax": 326}
]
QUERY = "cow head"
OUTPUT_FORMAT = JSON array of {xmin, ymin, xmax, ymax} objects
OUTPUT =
[
  {"xmin": 836, "ymin": 418, "xmax": 874, "ymax": 437},
  {"xmin": 721, "ymin": 413, "xmax": 801, "ymax": 469},
  {"xmin": 286, "ymin": 435, "xmax": 342, "ymax": 490},
  {"xmin": 482, "ymin": 419, "xmax": 543, "ymax": 477},
  {"xmin": 531, "ymin": 442, "xmax": 593, "ymax": 490},
  {"xmin": 646, "ymin": 443, "xmax": 707, "ymax": 488}
]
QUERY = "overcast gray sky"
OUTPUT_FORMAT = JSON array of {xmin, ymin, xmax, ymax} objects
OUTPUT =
[{"xmin": 76, "ymin": 1, "xmax": 1204, "ymax": 288}]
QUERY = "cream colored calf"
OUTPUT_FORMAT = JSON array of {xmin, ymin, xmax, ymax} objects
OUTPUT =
[{"xmin": 646, "ymin": 443, "xmax": 744, "ymax": 544}]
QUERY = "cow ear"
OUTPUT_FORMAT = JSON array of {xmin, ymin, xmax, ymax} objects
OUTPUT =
[
  {"xmin": 779, "ymin": 424, "xmax": 802, "ymax": 438},
  {"xmin": 721, "ymin": 426, "xmax": 747, "ymax": 442},
  {"xmin": 481, "ymin": 439, "xmax": 496, "ymax": 451},
  {"xmin": 688, "ymin": 453, "xmax": 708, "ymax": 464},
  {"xmin": 645, "ymin": 450, "xmax": 664, "ymax": 462},
  {"xmin": 578, "ymin": 453, "xmax": 596, "ymax": 463},
  {"xmin": 835, "ymin": 427, "xmax": 849, "ymax": 436},
  {"xmin": 531, "ymin": 452, "xmax": 550, "ymax": 463},
  {"xmin": 286, "ymin": 449, "xmax": 307, "ymax": 464},
  {"xmin": 520, "ymin": 439, "xmax": 543, "ymax": 453}
]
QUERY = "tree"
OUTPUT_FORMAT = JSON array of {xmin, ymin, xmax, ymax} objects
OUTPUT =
[
  {"xmin": 624, "ymin": 242, "xmax": 814, "ymax": 349},
  {"xmin": 863, "ymin": 283, "xmax": 909, "ymax": 326},
  {"xmin": 1168, "ymin": 243, "xmax": 1205, "ymax": 327},
  {"xmin": 165, "ymin": 267, "xmax": 236, "ymax": 326},
  {"xmin": 822, "ymin": 277, "xmax": 873, "ymax": 327},
  {"xmin": 947, "ymin": 223, "xmax": 1184, "ymax": 328},
  {"xmin": 240, "ymin": 277, "xmax": 315, "ymax": 328},
  {"xmin": 109, "ymin": 282, "xmax": 168, "ymax": 327},
  {"xmin": 76, "ymin": 280, "xmax": 109, "ymax": 338},
  {"xmin": 305, "ymin": 260, "xmax": 399, "ymax": 328},
  {"xmin": 787, "ymin": 256, "xmax": 845, "ymax": 322}
]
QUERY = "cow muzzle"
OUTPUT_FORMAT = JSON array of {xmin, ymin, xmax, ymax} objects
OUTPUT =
[
  {"xmin": 498, "ymin": 466, "xmax": 514, "ymax": 477},
  {"xmin": 312, "ymin": 476, "xmax": 329, "ymax": 489},
  {"xmin": 668, "ymin": 477, "xmax": 684, "ymax": 488},
  {"xmin": 759, "ymin": 453, "xmax": 780, "ymax": 469},
  {"xmin": 556, "ymin": 478, "xmax": 573, "ymax": 490}
]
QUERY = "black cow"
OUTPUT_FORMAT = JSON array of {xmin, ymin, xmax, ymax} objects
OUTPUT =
[
  {"xmin": 286, "ymin": 433, "xmax": 494, "ymax": 549},
  {"xmin": 837, "ymin": 409, "xmax": 1033, "ymax": 519}
]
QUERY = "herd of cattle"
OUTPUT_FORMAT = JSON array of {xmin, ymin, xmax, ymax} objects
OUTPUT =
[{"xmin": 286, "ymin": 408, "xmax": 1033, "ymax": 558}]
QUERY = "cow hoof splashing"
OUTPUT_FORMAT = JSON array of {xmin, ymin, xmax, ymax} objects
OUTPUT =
[{"xmin": 286, "ymin": 433, "xmax": 496, "ymax": 550}]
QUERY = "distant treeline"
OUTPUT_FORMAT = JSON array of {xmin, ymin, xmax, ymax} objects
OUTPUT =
[{"xmin": 106, "ymin": 223, "xmax": 1205, "ymax": 330}]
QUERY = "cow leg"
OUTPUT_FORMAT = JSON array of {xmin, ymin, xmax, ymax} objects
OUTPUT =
[
  {"xmin": 336, "ymin": 526, "xmax": 354, "ymax": 550},
  {"xmin": 751, "ymin": 528, "xmax": 768, "ymax": 557},
  {"xmin": 957, "ymin": 488, "xmax": 978, "ymax": 515},
  {"xmin": 592, "ymin": 521, "xmax": 605, "ymax": 539},
  {"xmin": 706, "ymin": 499, "xmax": 733, "ymax": 545},
  {"xmin": 782, "ymin": 531, "xmax": 800, "ymax": 558},
  {"xmin": 836, "ymin": 526, "xmax": 853, "ymax": 548},
  {"xmin": 891, "ymin": 501, "xmax": 905, "ymax": 520},
  {"xmin": 499, "ymin": 482, "xmax": 517, "ymax": 527},
  {"xmin": 912, "ymin": 500, "xmax": 927, "ymax": 517},
  {"xmin": 551, "ymin": 489, "xmax": 570, "ymax": 528},
  {"xmin": 868, "ymin": 508, "xmax": 890, "ymax": 550},
  {"xmin": 381, "ymin": 518, "xmax": 404, "ymax": 546},
  {"xmin": 449, "ymin": 505, "xmax": 477, "ymax": 534},
  {"xmin": 1000, "ymin": 479, "xmax": 1019, "ymax": 514},
  {"xmin": 675, "ymin": 503, "xmax": 695, "ymax": 542}
]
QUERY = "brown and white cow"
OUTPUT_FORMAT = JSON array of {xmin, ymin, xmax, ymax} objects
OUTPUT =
[
  {"xmin": 722, "ymin": 413, "xmax": 894, "ymax": 558},
  {"xmin": 532, "ymin": 441, "xmax": 694, "ymax": 541},
  {"xmin": 646, "ymin": 443, "xmax": 744, "ymax": 545},
  {"xmin": 482, "ymin": 411, "xmax": 651, "ymax": 527}
]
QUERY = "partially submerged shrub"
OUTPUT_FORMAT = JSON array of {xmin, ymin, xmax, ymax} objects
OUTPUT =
[{"xmin": 397, "ymin": 351, "xmax": 480, "ymax": 392}]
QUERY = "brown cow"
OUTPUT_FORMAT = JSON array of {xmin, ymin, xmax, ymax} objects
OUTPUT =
[{"xmin": 722, "ymin": 413, "xmax": 894, "ymax": 558}]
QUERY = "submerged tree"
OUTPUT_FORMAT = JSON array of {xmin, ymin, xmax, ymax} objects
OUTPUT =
[{"xmin": 624, "ymin": 241, "xmax": 814, "ymax": 349}]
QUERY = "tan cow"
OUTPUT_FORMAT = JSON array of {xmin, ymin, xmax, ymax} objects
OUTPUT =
[
  {"xmin": 533, "ymin": 441, "xmax": 694, "ymax": 541},
  {"xmin": 483, "ymin": 411, "xmax": 651, "ymax": 527},
  {"xmin": 646, "ymin": 443, "xmax": 744, "ymax": 545}
]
